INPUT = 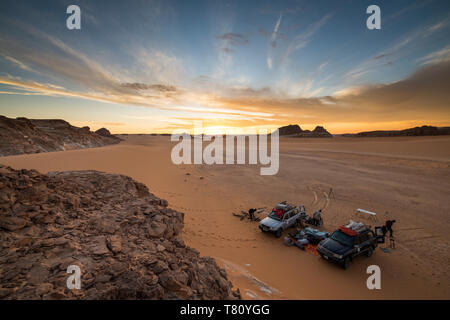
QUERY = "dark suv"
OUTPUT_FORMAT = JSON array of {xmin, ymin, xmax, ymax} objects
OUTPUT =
[{"xmin": 317, "ymin": 228, "xmax": 380, "ymax": 269}]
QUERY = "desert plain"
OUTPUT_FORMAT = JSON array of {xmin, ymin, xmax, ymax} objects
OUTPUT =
[{"xmin": 1, "ymin": 134, "xmax": 449, "ymax": 299}]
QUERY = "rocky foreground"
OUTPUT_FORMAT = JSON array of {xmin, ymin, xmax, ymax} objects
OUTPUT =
[
  {"xmin": 0, "ymin": 116, "xmax": 121, "ymax": 156},
  {"xmin": 0, "ymin": 165, "xmax": 240, "ymax": 299}
]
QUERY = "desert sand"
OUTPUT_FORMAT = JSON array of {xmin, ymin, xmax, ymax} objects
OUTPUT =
[{"xmin": 1, "ymin": 135, "xmax": 449, "ymax": 299}]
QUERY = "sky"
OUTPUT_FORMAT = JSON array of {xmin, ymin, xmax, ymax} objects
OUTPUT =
[{"xmin": 0, "ymin": 0, "xmax": 449, "ymax": 134}]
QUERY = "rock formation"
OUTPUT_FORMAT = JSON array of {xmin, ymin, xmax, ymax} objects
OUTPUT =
[
  {"xmin": 277, "ymin": 124, "xmax": 332, "ymax": 138},
  {"xmin": 354, "ymin": 125, "xmax": 450, "ymax": 137},
  {"xmin": 94, "ymin": 128, "xmax": 113, "ymax": 137},
  {"xmin": 277, "ymin": 124, "xmax": 303, "ymax": 136},
  {"xmin": 0, "ymin": 116, "xmax": 122, "ymax": 156},
  {"xmin": 0, "ymin": 165, "xmax": 240, "ymax": 300}
]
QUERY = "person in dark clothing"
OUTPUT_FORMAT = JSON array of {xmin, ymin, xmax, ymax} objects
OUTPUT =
[
  {"xmin": 385, "ymin": 220, "xmax": 396, "ymax": 237},
  {"xmin": 248, "ymin": 208, "xmax": 257, "ymax": 220}
]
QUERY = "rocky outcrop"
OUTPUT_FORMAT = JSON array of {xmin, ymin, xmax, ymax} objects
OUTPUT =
[
  {"xmin": 94, "ymin": 128, "xmax": 113, "ymax": 137},
  {"xmin": 0, "ymin": 116, "xmax": 122, "ymax": 156},
  {"xmin": 0, "ymin": 166, "xmax": 240, "ymax": 300},
  {"xmin": 354, "ymin": 125, "xmax": 450, "ymax": 137},
  {"xmin": 296, "ymin": 126, "xmax": 332, "ymax": 138},
  {"xmin": 277, "ymin": 124, "xmax": 332, "ymax": 138},
  {"xmin": 278, "ymin": 124, "xmax": 303, "ymax": 136}
]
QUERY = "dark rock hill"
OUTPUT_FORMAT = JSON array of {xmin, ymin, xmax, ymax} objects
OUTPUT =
[
  {"xmin": 278, "ymin": 124, "xmax": 332, "ymax": 138},
  {"xmin": 0, "ymin": 116, "xmax": 122, "ymax": 156},
  {"xmin": 278, "ymin": 124, "xmax": 303, "ymax": 136},
  {"xmin": 355, "ymin": 125, "xmax": 450, "ymax": 137}
]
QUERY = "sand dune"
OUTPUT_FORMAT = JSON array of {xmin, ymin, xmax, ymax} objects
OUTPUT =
[{"xmin": 1, "ymin": 135, "xmax": 449, "ymax": 299}]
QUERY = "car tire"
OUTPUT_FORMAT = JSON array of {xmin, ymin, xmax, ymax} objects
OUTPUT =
[
  {"xmin": 275, "ymin": 228, "xmax": 283, "ymax": 238},
  {"xmin": 366, "ymin": 247, "xmax": 373, "ymax": 257},
  {"xmin": 343, "ymin": 257, "xmax": 350, "ymax": 270}
]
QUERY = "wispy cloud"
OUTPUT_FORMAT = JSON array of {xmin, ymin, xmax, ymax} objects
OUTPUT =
[
  {"xmin": 2, "ymin": 55, "xmax": 33, "ymax": 72},
  {"xmin": 418, "ymin": 45, "xmax": 450, "ymax": 65},
  {"xmin": 280, "ymin": 13, "xmax": 332, "ymax": 69},
  {"xmin": 266, "ymin": 13, "xmax": 283, "ymax": 70},
  {"xmin": 217, "ymin": 32, "xmax": 249, "ymax": 55},
  {"xmin": 344, "ymin": 18, "xmax": 449, "ymax": 83}
]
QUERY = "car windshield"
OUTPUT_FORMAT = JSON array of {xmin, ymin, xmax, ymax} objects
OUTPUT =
[
  {"xmin": 331, "ymin": 230, "xmax": 354, "ymax": 247},
  {"xmin": 268, "ymin": 211, "xmax": 282, "ymax": 221}
]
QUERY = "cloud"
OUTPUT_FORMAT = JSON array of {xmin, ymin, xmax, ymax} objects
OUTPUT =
[
  {"xmin": 221, "ymin": 47, "xmax": 234, "ymax": 54},
  {"xmin": 217, "ymin": 33, "xmax": 249, "ymax": 46},
  {"xmin": 120, "ymin": 82, "xmax": 178, "ymax": 92},
  {"xmin": 279, "ymin": 13, "xmax": 332, "ymax": 69},
  {"xmin": 134, "ymin": 49, "xmax": 185, "ymax": 85},
  {"xmin": 270, "ymin": 13, "xmax": 283, "ymax": 48},
  {"xmin": 2, "ymin": 55, "xmax": 33, "ymax": 72},
  {"xmin": 1, "ymin": 59, "xmax": 449, "ymax": 133},
  {"xmin": 417, "ymin": 46, "xmax": 450, "ymax": 65},
  {"xmin": 266, "ymin": 13, "xmax": 283, "ymax": 70},
  {"xmin": 345, "ymin": 18, "xmax": 450, "ymax": 83}
]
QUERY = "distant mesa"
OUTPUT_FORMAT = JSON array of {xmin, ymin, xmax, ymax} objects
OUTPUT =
[
  {"xmin": 278, "ymin": 124, "xmax": 303, "ymax": 136},
  {"xmin": 347, "ymin": 125, "xmax": 450, "ymax": 137},
  {"xmin": 277, "ymin": 124, "xmax": 332, "ymax": 138},
  {"xmin": 0, "ymin": 115, "xmax": 122, "ymax": 156}
]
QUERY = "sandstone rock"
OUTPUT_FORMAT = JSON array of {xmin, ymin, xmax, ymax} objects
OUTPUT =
[
  {"xmin": 278, "ymin": 124, "xmax": 303, "ymax": 136},
  {"xmin": 95, "ymin": 128, "xmax": 112, "ymax": 137},
  {"xmin": 0, "ymin": 216, "xmax": 27, "ymax": 231},
  {"xmin": 277, "ymin": 124, "xmax": 333, "ymax": 138},
  {"xmin": 355, "ymin": 125, "xmax": 450, "ymax": 137},
  {"xmin": 107, "ymin": 235, "xmax": 122, "ymax": 253},
  {"xmin": 36, "ymin": 283, "xmax": 54, "ymax": 296},
  {"xmin": 148, "ymin": 222, "xmax": 167, "ymax": 238},
  {"xmin": 0, "ymin": 167, "xmax": 240, "ymax": 300},
  {"xmin": 0, "ymin": 116, "xmax": 122, "ymax": 156},
  {"xmin": 90, "ymin": 236, "xmax": 110, "ymax": 255}
]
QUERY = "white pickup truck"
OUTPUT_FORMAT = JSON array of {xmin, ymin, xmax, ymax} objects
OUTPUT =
[{"xmin": 259, "ymin": 202, "xmax": 306, "ymax": 238}]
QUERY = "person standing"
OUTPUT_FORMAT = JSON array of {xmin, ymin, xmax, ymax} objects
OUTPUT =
[{"xmin": 385, "ymin": 220, "xmax": 396, "ymax": 237}]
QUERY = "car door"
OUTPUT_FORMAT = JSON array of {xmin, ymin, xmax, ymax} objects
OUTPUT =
[
  {"xmin": 288, "ymin": 209, "xmax": 297, "ymax": 227},
  {"xmin": 353, "ymin": 236, "xmax": 362, "ymax": 257},
  {"xmin": 283, "ymin": 211, "xmax": 291, "ymax": 228},
  {"xmin": 374, "ymin": 226, "xmax": 385, "ymax": 243},
  {"xmin": 355, "ymin": 233, "xmax": 369, "ymax": 256}
]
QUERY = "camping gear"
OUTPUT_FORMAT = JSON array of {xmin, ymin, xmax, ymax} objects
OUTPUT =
[
  {"xmin": 345, "ymin": 220, "xmax": 366, "ymax": 233},
  {"xmin": 338, "ymin": 226, "xmax": 359, "ymax": 236},
  {"xmin": 355, "ymin": 208, "xmax": 377, "ymax": 221},
  {"xmin": 374, "ymin": 226, "xmax": 386, "ymax": 243},
  {"xmin": 305, "ymin": 214, "xmax": 323, "ymax": 226},
  {"xmin": 232, "ymin": 208, "xmax": 265, "ymax": 221},
  {"xmin": 304, "ymin": 227, "xmax": 329, "ymax": 240},
  {"xmin": 285, "ymin": 227, "xmax": 329, "ymax": 248}
]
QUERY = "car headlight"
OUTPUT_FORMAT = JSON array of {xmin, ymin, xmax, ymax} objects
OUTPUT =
[{"xmin": 333, "ymin": 253, "xmax": 343, "ymax": 259}]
